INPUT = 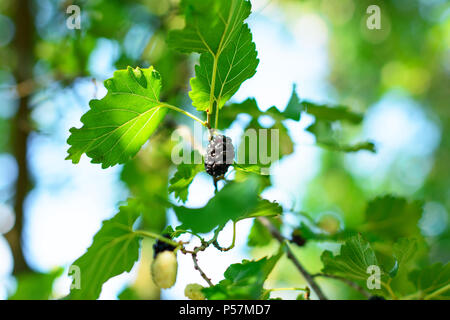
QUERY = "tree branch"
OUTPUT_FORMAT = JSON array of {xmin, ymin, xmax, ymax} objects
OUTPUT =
[
  {"xmin": 4, "ymin": 0, "xmax": 35, "ymax": 275},
  {"xmin": 258, "ymin": 217, "xmax": 328, "ymax": 300},
  {"xmin": 192, "ymin": 253, "xmax": 213, "ymax": 287}
]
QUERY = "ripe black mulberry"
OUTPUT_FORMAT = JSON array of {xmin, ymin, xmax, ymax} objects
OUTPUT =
[{"xmin": 205, "ymin": 134, "xmax": 235, "ymax": 177}]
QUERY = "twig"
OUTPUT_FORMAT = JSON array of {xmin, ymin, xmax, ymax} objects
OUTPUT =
[
  {"xmin": 258, "ymin": 217, "xmax": 328, "ymax": 300},
  {"xmin": 312, "ymin": 273, "xmax": 371, "ymax": 298},
  {"xmin": 192, "ymin": 253, "xmax": 214, "ymax": 287}
]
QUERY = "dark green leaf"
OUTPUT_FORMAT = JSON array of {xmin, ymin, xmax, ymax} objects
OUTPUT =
[
  {"xmin": 282, "ymin": 85, "xmax": 303, "ymax": 121},
  {"xmin": 173, "ymin": 177, "xmax": 260, "ymax": 234},
  {"xmin": 362, "ymin": 196, "xmax": 423, "ymax": 241},
  {"xmin": 306, "ymin": 120, "xmax": 375, "ymax": 153},
  {"xmin": 203, "ymin": 246, "xmax": 284, "ymax": 299},
  {"xmin": 303, "ymin": 101, "xmax": 363, "ymax": 124}
]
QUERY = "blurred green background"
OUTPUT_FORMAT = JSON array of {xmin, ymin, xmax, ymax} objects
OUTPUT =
[{"xmin": 0, "ymin": 0, "xmax": 448, "ymax": 299}]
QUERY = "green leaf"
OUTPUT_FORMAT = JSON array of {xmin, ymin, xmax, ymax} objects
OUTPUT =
[
  {"xmin": 236, "ymin": 118, "xmax": 294, "ymax": 174},
  {"xmin": 68, "ymin": 201, "xmax": 141, "ymax": 299},
  {"xmin": 203, "ymin": 246, "xmax": 284, "ymax": 299},
  {"xmin": 303, "ymin": 101, "xmax": 363, "ymax": 124},
  {"xmin": 168, "ymin": 153, "xmax": 204, "ymax": 203},
  {"xmin": 169, "ymin": 0, "xmax": 258, "ymax": 111},
  {"xmin": 241, "ymin": 199, "xmax": 282, "ymax": 220},
  {"xmin": 282, "ymin": 85, "xmax": 303, "ymax": 121},
  {"xmin": 173, "ymin": 177, "xmax": 260, "ymax": 234},
  {"xmin": 219, "ymin": 98, "xmax": 263, "ymax": 130},
  {"xmin": 189, "ymin": 24, "xmax": 259, "ymax": 111},
  {"xmin": 306, "ymin": 120, "xmax": 375, "ymax": 153},
  {"xmin": 247, "ymin": 217, "xmax": 281, "ymax": 247},
  {"xmin": 9, "ymin": 269, "xmax": 63, "ymax": 300},
  {"xmin": 362, "ymin": 196, "xmax": 423, "ymax": 241},
  {"xmin": 219, "ymin": 86, "xmax": 302, "ymax": 130},
  {"xmin": 168, "ymin": 0, "xmax": 251, "ymax": 55},
  {"xmin": 321, "ymin": 234, "xmax": 386, "ymax": 282},
  {"xmin": 66, "ymin": 66, "xmax": 168, "ymax": 168},
  {"xmin": 393, "ymin": 238, "xmax": 418, "ymax": 270},
  {"xmin": 408, "ymin": 263, "xmax": 450, "ymax": 300}
]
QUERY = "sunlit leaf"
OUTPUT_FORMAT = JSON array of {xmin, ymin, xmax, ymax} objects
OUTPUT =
[
  {"xmin": 190, "ymin": 24, "xmax": 259, "ymax": 111},
  {"xmin": 66, "ymin": 66, "xmax": 168, "ymax": 168},
  {"xmin": 169, "ymin": 0, "xmax": 258, "ymax": 111}
]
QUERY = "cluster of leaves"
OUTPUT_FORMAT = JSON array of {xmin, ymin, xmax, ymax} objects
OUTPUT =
[{"xmin": 57, "ymin": 0, "xmax": 449, "ymax": 301}]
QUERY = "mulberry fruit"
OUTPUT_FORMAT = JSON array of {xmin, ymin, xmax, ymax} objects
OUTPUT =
[
  {"xmin": 151, "ymin": 251, "xmax": 178, "ymax": 289},
  {"xmin": 151, "ymin": 234, "xmax": 178, "ymax": 288},
  {"xmin": 184, "ymin": 283, "xmax": 206, "ymax": 300},
  {"xmin": 205, "ymin": 134, "xmax": 235, "ymax": 177}
]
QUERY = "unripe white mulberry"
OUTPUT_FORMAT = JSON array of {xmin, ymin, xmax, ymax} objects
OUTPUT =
[
  {"xmin": 184, "ymin": 283, "xmax": 206, "ymax": 300},
  {"xmin": 151, "ymin": 251, "xmax": 178, "ymax": 289}
]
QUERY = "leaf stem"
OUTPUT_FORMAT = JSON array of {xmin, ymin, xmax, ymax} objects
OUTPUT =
[
  {"xmin": 134, "ymin": 230, "xmax": 181, "ymax": 248},
  {"xmin": 424, "ymin": 283, "xmax": 450, "ymax": 300},
  {"xmin": 161, "ymin": 103, "xmax": 207, "ymax": 127},
  {"xmin": 382, "ymin": 280, "xmax": 397, "ymax": 300},
  {"xmin": 215, "ymin": 102, "xmax": 220, "ymax": 129},
  {"xmin": 213, "ymin": 221, "xmax": 236, "ymax": 252}
]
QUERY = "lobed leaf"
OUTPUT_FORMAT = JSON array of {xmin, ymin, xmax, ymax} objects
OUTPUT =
[
  {"xmin": 169, "ymin": 0, "xmax": 258, "ymax": 111},
  {"xmin": 362, "ymin": 196, "xmax": 423, "ymax": 241},
  {"xmin": 66, "ymin": 66, "xmax": 168, "ymax": 168},
  {"xmin": 321, "ymin": 234, "xmax": 386, "ymax": 282},
  {"xmin": 68, "ymin": 201, "xmax": 141, "ymax": 299},
  {"xmin": 190, "ymin": 24, "xmax": 259, "ymax": 111},
  {"xmin": 203, "ymin": 246, "xmax": 284, "ymax": 299}
]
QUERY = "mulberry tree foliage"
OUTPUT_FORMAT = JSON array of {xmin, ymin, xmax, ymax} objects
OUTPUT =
[{"xmin": 58, "ymin": 0, "xmax": 449, "ymax": 301}]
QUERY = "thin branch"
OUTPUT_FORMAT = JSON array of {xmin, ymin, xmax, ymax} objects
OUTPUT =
[
  {"xmin": 257, "ymin": 217, "xmax": 328, "ymax": 300},
  {"xmin": 192, "ymin": 253, "xmax": 213, "ymax": 287},
  {"xmin": 312, "ymin": 273, "xmax": 371, "ymax": 298}
]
